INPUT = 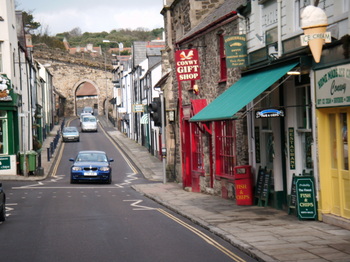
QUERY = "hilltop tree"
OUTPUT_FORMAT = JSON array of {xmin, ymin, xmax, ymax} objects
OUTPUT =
[{"xmin": 22, "ymin": 11, "xmax": 41, "ymax": 34}]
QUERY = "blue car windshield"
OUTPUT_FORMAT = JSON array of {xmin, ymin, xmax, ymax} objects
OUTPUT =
[{"xmin": 77, "ymin": 153, "xmax": 107, "ymax": 162}]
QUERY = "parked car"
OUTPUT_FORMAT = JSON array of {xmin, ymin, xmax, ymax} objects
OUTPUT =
[
  {"xmin": 83, "ymin": 106, "xmax": 94, "ymax": 115},
  {"xmin": 0, "ymin": 182, "xmax": 6, "ymax": 222},
  {"xmin": 69, "ymin": 150, "xmax": 114, "ymax": 184},
  {"xmin": 62, "ymin": 126, "xmax": 80, "ymax": 142},
  {"xmin": 81, "ymin": 115, "xmax": 98, "ymax": 132}
]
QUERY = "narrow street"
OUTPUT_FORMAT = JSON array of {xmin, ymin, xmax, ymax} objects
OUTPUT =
[{"xmin": 0, "ymin": 118, "xmax": 255, "ymax": 262}]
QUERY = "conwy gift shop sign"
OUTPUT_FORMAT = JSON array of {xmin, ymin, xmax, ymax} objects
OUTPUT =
[
  {"xmin": 316, "ymin": 64, "xmax": 350, "ymax": 108},
  {"xmin": 175, "ymin": 49, "xmax": 201, "ymax": 82}
]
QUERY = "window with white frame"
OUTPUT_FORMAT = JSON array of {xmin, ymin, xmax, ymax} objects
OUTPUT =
[
  {"xmin": 296, "ymin": 85, "xmax": 313, "ymax": 170},
  {"xmin": 0, "ymin": 111, "xmax": 8, "ymax": 154},
  {"xmin": 294, "ymin": 0, "xmax": 312, "ymax": 30},
  {"xmin": 344, "ymin": 0, "xmax": 349, "ymax": 12}
]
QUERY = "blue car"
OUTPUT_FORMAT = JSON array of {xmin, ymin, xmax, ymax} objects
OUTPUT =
[
  {"xmin": 69, "ymin": 151, "xmax": 114, "ymax": 184},
  {"xmin": 0, "ymin": 182, "xmax": 6, "ymax": 222}
]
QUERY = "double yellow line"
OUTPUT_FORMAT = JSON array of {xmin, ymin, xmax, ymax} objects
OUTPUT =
[
  {"xmin": 99, "ymin": 122, "xmax": 138, "ymax": 174},
  {"xmin": 157, "ymin": 208, "xmax": 247, "ymax": 262}
]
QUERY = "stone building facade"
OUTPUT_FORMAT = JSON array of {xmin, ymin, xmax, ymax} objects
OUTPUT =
[
  {"xmin": 33, "ymin": 46, "xmax": 113, "ymax": 116},
  {"xmin": 162, "ymin": 0, "xmax": 248, "ymax": 198}
]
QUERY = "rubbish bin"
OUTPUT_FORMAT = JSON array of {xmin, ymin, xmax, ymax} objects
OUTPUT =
[
  {"xmin": 27, "ymin": 151, "xmax": 37, "ymax": 172},
  {"xmin": 234, "ymin": 165, "xmax": 254, "ymax": 205},
  {"xmin": 19, "ymin": 151, "xmax": 37, "ymax": 173}
]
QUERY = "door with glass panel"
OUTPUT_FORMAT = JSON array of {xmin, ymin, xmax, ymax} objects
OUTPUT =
[{"xmin": 327, "ymin": 111, "xmax": 350, "ymax": 218}]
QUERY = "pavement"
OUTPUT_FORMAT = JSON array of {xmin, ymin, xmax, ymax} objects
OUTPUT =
[{"xmin": 2, "ymin": 117, "xmax": 350, "ymax": 261}]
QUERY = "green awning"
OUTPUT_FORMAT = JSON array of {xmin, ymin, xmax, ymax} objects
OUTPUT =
[{"xmin": 190, "ymin": 62, "xmax": 298, "ymax": 122}]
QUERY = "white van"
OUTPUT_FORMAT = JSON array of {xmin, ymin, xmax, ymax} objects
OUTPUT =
[{"xmin": 81, "ymin": 115, "xmax": 98, "ymax": 132}]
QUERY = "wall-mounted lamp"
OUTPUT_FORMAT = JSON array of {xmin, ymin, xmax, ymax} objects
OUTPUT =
[{"xmin": 287, "ymin": 70, "xmax": 301, "ymax": 75}]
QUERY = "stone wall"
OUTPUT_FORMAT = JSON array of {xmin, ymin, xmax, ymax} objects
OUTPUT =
[
  {"xmin": 34, "ymin": 46, "xmax": 113, "ymax": 116},
  {"xmin": 165, "ymin": 0, "xmax": 249, "ymax": 195}
]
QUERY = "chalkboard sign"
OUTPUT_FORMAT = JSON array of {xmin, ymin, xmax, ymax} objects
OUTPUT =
[
  {"xmin": 255, "ymin": 167, "xmax": 265, "ymax": 199},
  {"xmin": 295, "ymin": 176, "xmax": 317, "ymax": 220},
  {"xmin": 254, "ymin": 167, "xmax": 271, "ymax": 206},
  {"xmin": 261, "ymin": 170, "xmax": 271, "ymax": 203},
  {"xmin": 288, "ymin": 174, "xmax": 297, "ymax": 215}
]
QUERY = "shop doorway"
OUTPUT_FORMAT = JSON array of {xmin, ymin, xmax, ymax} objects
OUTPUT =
[{"xmin": 318, "ymin": 109, "xmax": 350, "ymax": 219}]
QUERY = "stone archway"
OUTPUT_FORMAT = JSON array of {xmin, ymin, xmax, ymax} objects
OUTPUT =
[
  {"xmin": 74, "ymin": 80, "xmax": 98, "ymax": 115},
  {"xmin": 33, "ymin": 47, "xmax": 113, "ymax": 117},
  {"xmin": 72, "ymin": 79, "xmax": 105, "ymax": 116}
]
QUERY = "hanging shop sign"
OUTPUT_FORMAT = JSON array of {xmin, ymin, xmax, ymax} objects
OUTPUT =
[
  {"xmin": 315, "ymin": 64, "xmax": 350, "ymax": 108},
  {"xmin": 255, "ymin": 109, "xmax": 284, "ymax": 118},
  {"xmin": 175, "ymin": 49, "xmax": 201, "ymax": 82},
  {"xmin": 300, "ymin": 5, "xmax": 330, "ymax": 63},
  {"xmin": 224, "ymin": 35, "xmax": 248, "ymax": 68},
  {"xmin": 132, "ymin": 104, "xmax": 144, "ymax": 113}
]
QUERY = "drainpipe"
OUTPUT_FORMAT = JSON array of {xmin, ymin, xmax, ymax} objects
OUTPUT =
[
  {"xmin": 277, "ymin": 0, "xmax": 282, "ymax": 57},
  {"xmin": 348, "ymin": 5, "xmax": 350, "ymax": 34}
]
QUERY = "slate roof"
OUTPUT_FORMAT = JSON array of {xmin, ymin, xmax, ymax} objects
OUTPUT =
[{"xmin": 177, "ymin": 0, "xmax": 246, "ymax": 44}]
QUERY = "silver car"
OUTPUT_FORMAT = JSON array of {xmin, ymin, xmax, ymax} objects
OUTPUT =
[
  {"xmin": 83, "ymin": 106, "xmax": 94, "ymax": 115},
  {"xmin": 80, "ymin": 112, "xmax": 92, "ymax": 125},
  {"xmin": 81, "ymin": 115, "xmax": 98, "ymax": 132},
  {"xmin": 62, "ymin": 126, "xmax": 80, "ymax": 142}
]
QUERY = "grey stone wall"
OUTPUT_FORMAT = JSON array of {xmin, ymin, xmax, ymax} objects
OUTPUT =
[
  {"xmin": 164, "ymin": 0, "xmax": 249, "ymax": 196},
  {"xmin": 33, "ymin": 46, "xmax": 113, "ymax": 116}
]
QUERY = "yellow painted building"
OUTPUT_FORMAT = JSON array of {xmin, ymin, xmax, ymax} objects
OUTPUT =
[{"xmin": 315, "ymin": 65, "xmax": 350, "ymax": 222}]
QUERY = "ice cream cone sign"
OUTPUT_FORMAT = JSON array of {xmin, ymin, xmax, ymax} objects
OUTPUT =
[{"xmin": 300, "ymin": 5, "xmax": 331, "ymax": 63}]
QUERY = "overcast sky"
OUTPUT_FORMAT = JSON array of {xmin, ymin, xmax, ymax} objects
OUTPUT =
[{"xmin": 16, "ymin": 0, "xmax": 165, "ymax": 35}]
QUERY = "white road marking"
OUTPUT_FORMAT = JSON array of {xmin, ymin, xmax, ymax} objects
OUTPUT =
[
  {"xmin": 114, "ymin": 173, "xmax": 138, "ymax": 188},
  {"xmin": 123, "ymin": 199, "xmax": 156, "ymax": 211},
  {"xmin": 12, "ymin": 186, "xmax": 119, "ymax": 190}
]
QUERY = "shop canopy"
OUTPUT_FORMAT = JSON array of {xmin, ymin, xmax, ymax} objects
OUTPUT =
[{"xmin": 190, "ymin": 62, "xmax": 299, "ymax": 122}]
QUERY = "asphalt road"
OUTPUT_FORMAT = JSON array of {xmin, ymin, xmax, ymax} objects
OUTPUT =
[{"xmin": 0, "ymin": 118, "xmax": 257, "ymax": 262}]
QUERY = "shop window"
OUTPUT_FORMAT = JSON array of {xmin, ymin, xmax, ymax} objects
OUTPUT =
[
  {"xmin": 215, "ymin": 120, "xmax": 236, "ymax": 178},
  {"xmin": 218, "ymin": 33, "xmax": 227, "ymax": 82},
  {"xmin": 0, "ymin": 111, "xmax": 7, "ymax": 154},
  {"xmin": 296, "ymin": 85, "xmax": 313, "ymax": 170},
  {"xmin": 296, "ymin": 85, "xmax": 311, "ymax": 129},
  {"xmin": 192, "ymin": 124, "xmax": 204, "ymax": 171}
]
